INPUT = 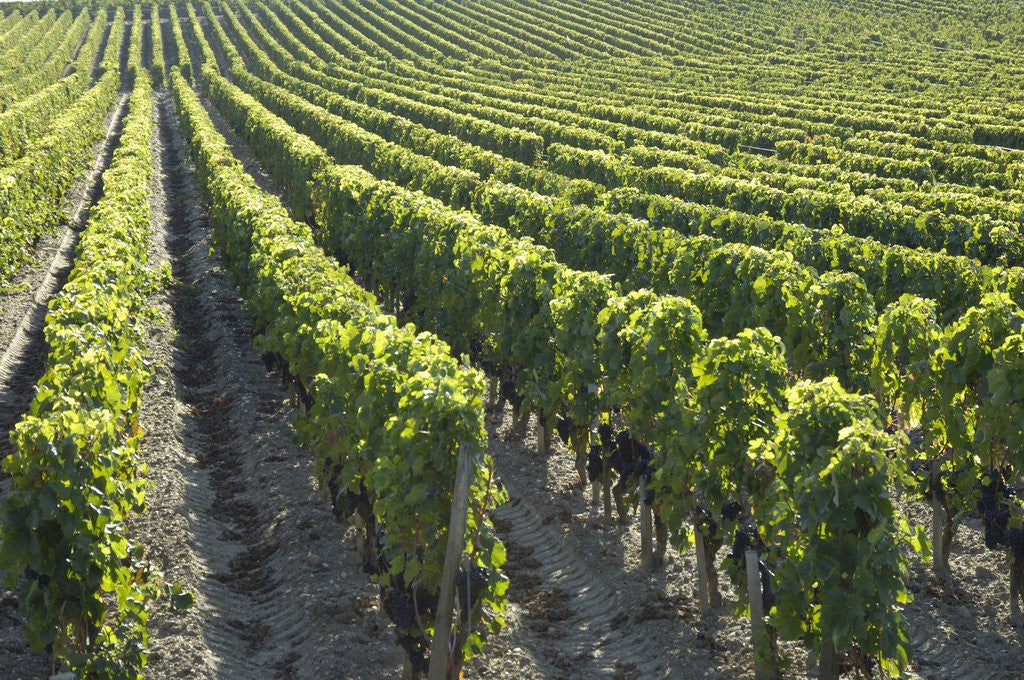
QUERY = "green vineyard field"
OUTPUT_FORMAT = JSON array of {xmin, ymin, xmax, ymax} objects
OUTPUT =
[{"xmin": 0, "ymin": 0, "xmax": 1021, "ymax": 678}]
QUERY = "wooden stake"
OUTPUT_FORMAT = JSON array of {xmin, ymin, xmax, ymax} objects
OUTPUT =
[
  {"xmin": 639, "ymin": 478, "xmax": 652, "ymax": 569},
  {"xmin": 930, "ymin": 461, "xmax": 946, "ymax": 574},
  {"xmin": 536, "ymin": 418, "xmax": 551, "ymax": 456},
  {"xmin": 745, "ymin": 549, "xmax": 770, "ymax": 680},
  {"xmin": 602, "ymin": 458, "xmax": 612, "ymax": 522},
  {"xmin": 574, "ymin": 440, "xmax": 588, "ymax": 488},
  {"xmin": 353, "ymin": 513, "xmax": 368, "ymax": 562},
  {"xmin": 427, "ymin": 444, "xmax": 473, "ymax": 680},
  {"xmin": 819, "ymin": 636, "xmax": 839, "ymax": 680},
  {"xmin": 694, "ymin": 530, "xmax": 712, "ymax": 614}
]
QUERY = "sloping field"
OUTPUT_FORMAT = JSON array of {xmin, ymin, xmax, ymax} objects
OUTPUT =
[{"xmin": 0, "ymin": 1, "xmax": 1021, "ymax": 679}]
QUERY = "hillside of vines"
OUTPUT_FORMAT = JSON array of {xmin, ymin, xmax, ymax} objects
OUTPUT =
[{"xmin": 0, "ymin": 0, "xmax": 1021, "ymax": 679}]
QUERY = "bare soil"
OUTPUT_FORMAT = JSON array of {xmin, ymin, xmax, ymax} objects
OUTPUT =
[{"xmin": 133, "ymin": 90, "xmax": 403, "ymax": 680}]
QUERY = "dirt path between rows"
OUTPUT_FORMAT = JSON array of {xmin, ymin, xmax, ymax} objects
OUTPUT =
[{"xmin": 133, "ymin": 89, "xmax": 402, "ymax": 680}]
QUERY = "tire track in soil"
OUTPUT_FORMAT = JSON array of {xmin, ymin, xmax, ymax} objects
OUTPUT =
[
  {"xmin": 488, "ymin": 469, "xmax": 670, "ymax": 679},
  {"xmin": 134, "ymin": 89, "xmax": 401, "ymax": 680},
  {"xmin": 481, "ymin": 404, "xmax": 748, "ymax": 680},
  {"xmin": 904, "ymin": 517, "xmax": 1024, "ymax": 680},
  {"xmin": 475, "ymin": 403, "xmax": 675, "ymax": 680}
]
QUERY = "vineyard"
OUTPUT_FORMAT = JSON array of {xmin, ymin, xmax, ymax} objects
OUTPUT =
[{"xmin": 0, "ymin": 0, "xmax": 1022, "ymax": 678}]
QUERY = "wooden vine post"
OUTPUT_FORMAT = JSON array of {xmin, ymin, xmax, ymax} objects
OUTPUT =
[
  {"xmin": 487, "ymin": 377, "xmax": 498, "ymax": 411},
  {"xmin": 694, "ymin": 530, "xmax": 713, "ymax": 614},
  {"xmin": 589, "ymin": 413, "xmax": 600, "ymax": 507},
  {"xmin": 818, "ymin": 633, "xmax": 840, "ymax": 680},
  {"xmin": 745, "ymin": 549, "xmax": 772, "ymax": 680},
  {"xmin": 427, "ymin": 444, "xmax": 473, "ymax": 680},
  {"xmin": 930, "ymin": 460, "xmax": 946, "ymax": 575},
  {"xmin": 639, "ymin": 477, "xmax": 653, "ymax": 568},
  {"xmin": 602, "ymin": 457, "xmax": 613, "ymax": 521},
  {"xmin": 537, "ymin": 417, "xmax": 550, "ymax": 456}
]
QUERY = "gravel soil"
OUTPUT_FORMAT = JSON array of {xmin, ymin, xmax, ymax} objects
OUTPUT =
[{"xmin": 133, "ymin": 89, "xmax": 403, "ymax": 680}]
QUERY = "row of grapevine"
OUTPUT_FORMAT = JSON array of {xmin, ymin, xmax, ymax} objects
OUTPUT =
[
  {"xmin": 0, "ymin": 6, "xmax": 125, "ymax": 286},
  {"xmin": 166, "ymin": 60, "xmax": 509, "ymax": 676},
  {"xmin": 0, "ymin": 8, "xmax": 108, "ymax": 164},
  {"xmin": 200, "ymin": 10, "xmax": 877, "ymax": 391},
  {"xmin": 149, "ymin": 4, "xmax": 164, "ymax": 86},
  {"xmin": 243, "ymin": 0, "xmax": 1024, "ymax": 271},
  {"xmin": 186, "ymin": 13, "xmax": 932, "ymax": 673},
  {"xmin": 0, "ymin": 51, "xmax": 159, "ymax": 678},
  {"xmin": 0, "ymin": 72, "xmax": 120, "ymax": 284},
  {"xmin": 219, "ymin": 4, "xmax": 596, "ymax": 202},
  {"xmin": 0, "ymin": 10, "xmax": 84, "ymax": 108},
  {"xmin": 192, "ymin": 2, "xmax": 1024, "ymax": 667},
  {"xmin": 220, "ymin": 1, "xmax": 1023, "ymax": 333}
]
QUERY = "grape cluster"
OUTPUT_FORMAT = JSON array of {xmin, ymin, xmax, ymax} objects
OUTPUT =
[
  {"xmin": 586, "ymin": 425, "xmax": 657, "ymax": 495},
  {"xmin": 24, "ymin": 567, "xmax": 49, "ymax": 587},
  {"xmin": 325, "ymin": 461, "xmax": 372, "ymax": 523},
  {"xmin": 498, "ymin": 376, "xmax": 525, "ymax": 414},
  {"xmin": 555, "ymin": 415, "xmax": 576, "ymax": 449},
  {"xmin": 610, "ymin": 430, "xmax": 655, "ymax": 498},
  {"xmin": 977, "ymin": 469, "xmax": 1024, "ymax": 562},
  {"xmin": 456, "ymin": 564, "xmax": 489, "ymax": 612},
  {"xmin": 843, "ymin": 645, "xmax": 878, "ymax": 679},
  {"xmin": 977, "ymin": 469, "xmax": 1014, "ymax": 551},
  {"xmin": 587, "ymin": 444, "xmax": 603, "ymax": 483},
  {"xmin": 468, "ymin": 337, "xmax": 488, "ymax": 366},
  {"xmin": 692, "ymin": 502, "xmax": 721, "ymax": 540},
  {"xmin": 361, "ymin": 527, "xmax": 388, "ymax": 576},
  {"xmin": 1005, "ymin": 528, "xmax": 1024, "ymax": 561},
  {"xmin": 381, "ymin": 581, "xmax": 437, "ymax": 674}
]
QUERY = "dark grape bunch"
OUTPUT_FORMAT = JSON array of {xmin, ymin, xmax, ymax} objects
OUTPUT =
[
  {"xmin": 610, "ymin": 430, "xmax": 656, "ymax": 501},
  {"xmin": 381, "ymin": 580, "xmax": 438, "ymax": 674},
  {"xmin": 585, "ymin": 425, "xmax": 656, "ymax": 493},
  {"xmin": 377, "ymin": 563, "xmax": 489, "ymax": 673},
  {"xmin": 977, "ymin": 469, "xmax": 1023, "ymax": 559},
  {"xmin": 555, "ymin": 415, "xmax": 577, "ymax": 450},
  {"xmin": 498, "ymin": 373, "xmax": 525, "ymax": 415},
  {"xmin": 324, "ymin": 461, "xmax": 371, "ymax": 522},
  {"xmin": 456, "ymin": 564, "xmax": 489, "ymax": 612},
  {"xmin": 693, "ymin": 502, "xmax": 725, "ymax": 545}
]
